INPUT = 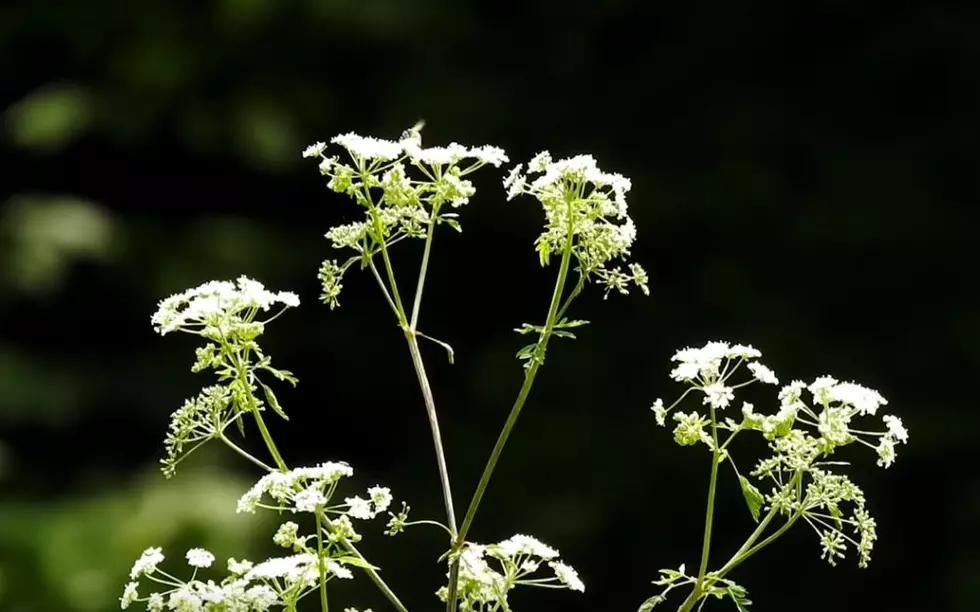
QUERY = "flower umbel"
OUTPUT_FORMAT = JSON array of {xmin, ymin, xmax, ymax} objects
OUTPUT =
[
  {"xmin": 644, "ymin": 340, "xmax": 909, "ymax": 611},
  {"xmin": 303, "ymin": 127, "xmax": 508, "ymax": 308},
  {"xmin": 504, "ymin": 152, "xmax": 649, "ymax": 298},
  {"xmin": 436, "ymin": 534, "xmax": 584, "ymax": 611}
]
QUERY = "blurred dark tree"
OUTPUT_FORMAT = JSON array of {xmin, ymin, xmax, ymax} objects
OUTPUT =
[{"xmin": 1, "ymin": 0, "xmax": 978, "ymax": 611}]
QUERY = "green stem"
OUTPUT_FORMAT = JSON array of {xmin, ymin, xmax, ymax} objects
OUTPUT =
[
  {"xmin": 250, "ymin": 400, "xmax": 287, "ymax": 471},
  {"xmin": 403, "ymin": 213, "xmax": 458, "ymax": 539},
  {"xmin": 406, "ymin": 333, "xmax": 458, "ymax": 536},
  {"xmin": 219, "ymin": 434, "xmax": 275, "ymax": 472},
  {"xmin": 409, "ymin": 210, "xmax": 438, "ymax": 330},
  {"xmin": 447, "ymin": 195, "xmax": 577, "ymax": 610},
  {"xmin": 315, "ymin": 511, "xmax": 330, "ymax": 612},
  {"xmin": 676, "ymin": 404, "xmax": 722, "ymax": 612},
  {"xmin": 341, "ymin": 538, "xmax": 411, "ymax": 612}
]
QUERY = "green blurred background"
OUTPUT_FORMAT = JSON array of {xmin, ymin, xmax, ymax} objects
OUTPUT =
[{"xmin": 1, "ymin": 1, "xmax": 977, "ymax": 611}]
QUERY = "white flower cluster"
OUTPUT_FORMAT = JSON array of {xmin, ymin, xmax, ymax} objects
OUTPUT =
[
  {"xmin": 121, "ymin": 546, "xmax": 352, "ymax": 612},
  {"xmin": 236, "ymin": 462, "xmax": 393, "ymax": 535},
  {"xmin": 151, "ymin": 276, "xmax": 300, "ymax": 336},
  {"xmin": 503, "ymin": 151, "xmax": 648, "ymax": 298},
  {"xmin": 651, "ymin": 340, "xmax": 907, "ymax": 467},
  {"xmin": 304, "ymin": 128, "xmax": 508, "ymax": 309},
  {"xmin": 650, "ymin": 340, "xmax": 910, "ymax": 569},
  {"xmin": 436, "ymin": 534, "xmax": 584, "ymax": 610}
]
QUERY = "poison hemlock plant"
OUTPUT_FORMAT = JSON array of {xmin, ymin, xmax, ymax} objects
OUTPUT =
[
  {"xmin": 120, "ymin": 124, "xmax": 906, "ymax": 612},
  {"xmin": 641, "ymin": 343, "xmax": 908, "ymax": 612}
]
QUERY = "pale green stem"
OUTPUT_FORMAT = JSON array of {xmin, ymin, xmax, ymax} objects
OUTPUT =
[
  {"xmin": 446, "ymin": 194, "xmax": 577, "ymax": 610},
  {"xmin": 403, "ymin": 211, "xmax": 458, "ymax": 538},
  {"xmin": 406, "ymin": 333, "xmax": 458, "ymax": 537},
  {"xmin": 315, "ymin": 511, "xmax": 330, "ymax": 612},
  {"xmin": 341, "ymin": 538, "xmax": 411, "ymax": 612},
  {"xmin": 219, "ymin": 434, "xmax": 275, "ymax": 472},
  {"xmin": 678, "ymin": 472, "xmax": 805, "ymax": 610}
]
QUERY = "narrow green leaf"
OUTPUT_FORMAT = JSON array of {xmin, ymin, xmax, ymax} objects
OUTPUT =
[
  {"xmin": 738, "ymin": 475, "xmax": 764, "ymax": 523},
  {"xmin": 259, "ymin": 382, "xmax": 289, "ymax": 421},
  {"xmin": 334, "ymin": 555, "xmax": 381, "ymax": 571},
  {"xmin": 516, "ymin": 343, "xmax": 538, "ymax": 360},
  {"xmin": 638, "ymin": 595, "xmax": 665, "ymax": 612},
  {"xmin": 418, "ymin": 332, "xmax": 455, "ymax": 365}
]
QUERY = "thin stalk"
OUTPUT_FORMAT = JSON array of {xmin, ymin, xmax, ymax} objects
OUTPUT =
[
  {"xmin": 219, "ymin": 435, "xmax": 275, "ymax": 472},
  {"xmin": 315, "ymin": 511, "xmax": 330, "ymax": 612},
  {"xmin": 406, "ymin": 333, "xmax": 458, "ymax": 536},
  {"xmin": 403, "ymin": 213, "xmax": 458, "ymax": 537},
  {"xmin": 341, "ymin": 538, "xmax": 411, "ymax": 612},
  {"xmin": 447, "ymin": 196, "xmax": 577, "ymax": 610},
  {"xmin": 676, "ymin": 404, "xmax": 722, "ymax": 612},
  {"xmin": 245, "ymin": 386, "xmax": 287, "ymax": 471}
]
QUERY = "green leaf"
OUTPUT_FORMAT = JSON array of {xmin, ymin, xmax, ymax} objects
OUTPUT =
[
  {"xmin": 552, "ymin": 330, "xmax": 577, "ymax": 339},
  {"xmin": 536, "ymin": 240, "xmax": 551, "ymax": 266},
  {"xmin": 441, "ymin": 218, "xmax": 462, "ymax": 232},
  {"xmin": 638, "ymin": 595, "xmax": 666, "ymax": 612},
  {"xmin": 334, "ymin": 555, "xmax": 381, "ymax": 571},
  {"xmin": 555, "ymin": 318, "xmax": 590, "ymax": 329},
  {"xmin": 514, "ymin": 323, "xmax": 541, "ymax": 335},
  {"xmin": 418, "ymin": 332, "xmax": 455, "ymax": 365},
  {"xmin": 738, "ymin": 475, "xmax": 764, "ymax": 523},
  {"xmin": 259, "ymin": 382, "xmax": 289, "ymax": 421},
  {"xmin": 516, "ymin": 343, "xmax": 538, "ymax": 360}
]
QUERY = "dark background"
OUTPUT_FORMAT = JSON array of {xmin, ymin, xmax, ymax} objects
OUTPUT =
[{"xmin": 1, "ymin": 1, "xmax": 977, "ymax": 611}]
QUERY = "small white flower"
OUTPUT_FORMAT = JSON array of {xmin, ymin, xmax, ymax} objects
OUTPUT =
[
  {"xmin": 367, "ymin": 486, "xmax": 393, "ymax": 513},
  {"xmin": 303, "ymin": 142, "xmax": 326, "ymax": 158},
  {"xmin": 882, "ymin": 414, "xmax": 908, "ymax": 444},
  {"xmin": 493, "ymin": 534, "xmax": 559, "ymax": 559},
  {"xmin": 273, "ymin": 522, "xmax": 300, "ymax": 548},
  {"xmin": 168, "ymin": 586, "xmax": 202, "ymax": 612},
  {"xmin": 728, "ymin": 344, "xmax": 762, "ymax": 359},
  {"xmin": 702, "ymin": 382, "xmax": 734, "ymax": 409},
  {"xmin": 471, "ymin": 145, "xmax": 509, "ymax": 167},
  {"xmin": 331, "ymin": 132, "xmax": 404, "ymax": 161},
  {"xmin": 548, "ymin": 560, "xmax": 585, "ymax": 592},
  {"xmin": 651, "ymin": 398, "xmax": 667, "ymax": 426},
  {"xmin": 120, "ymin": 582, "xmax": 139, "ymax": 609},
  {"xmin": 146, "ymin": 593, "xmax": 164, "ymax": 612},
  {"xmin": 227, "ymin": 558, "xmax": 253, "ymax": 575},
  {"xmin": 830, "ymin": 382, "xmax": 888, "ymax": 416},
  {"xmin": 747, "ymin": 361, "xmax": 779, "ymax": 385},
  {"xmin": 186, "ymin": 548, "xmax": 215, "ymax": 568},
  {"xmin": 346, "ymin": 495, "xmax": 374, "ymax": 519},
  {"xmin": 293, "ymin": 486, "xmax": 327, "ymax": 513},
  {"xmin": 129, "ymin": 547, "xmax": 165, "ymax": 579},
  {"xmin": 876, "ymin": 437, "xmax": 896, "ymax": 468}
]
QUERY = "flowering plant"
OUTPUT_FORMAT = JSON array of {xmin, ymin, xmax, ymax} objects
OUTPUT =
[{"xmin": 121, "ymin": 125, "xmax": 906, "ymax": 612}]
